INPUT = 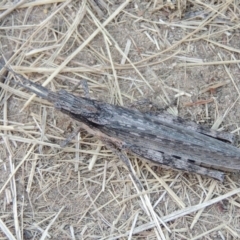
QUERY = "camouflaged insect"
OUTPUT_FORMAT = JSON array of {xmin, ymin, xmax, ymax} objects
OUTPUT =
[{"xmin": 6, "ymin": 68, "xmax": 240, "ymax": 181}]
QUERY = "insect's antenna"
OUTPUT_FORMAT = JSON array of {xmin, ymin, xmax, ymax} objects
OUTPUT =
[{"xmin": 0, "ymin": 60, "xmax": 51, "ymax": 100}]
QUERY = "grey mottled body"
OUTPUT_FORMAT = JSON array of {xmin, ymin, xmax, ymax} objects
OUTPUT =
[{"xmin": 7, "ymin": 70, "xmax": 240, "ymax": 181}]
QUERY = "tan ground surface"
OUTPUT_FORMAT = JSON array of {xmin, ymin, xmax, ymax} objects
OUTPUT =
[{"xmin": 1, "ymin": 0, "xmax": 240, "ymax": 239}]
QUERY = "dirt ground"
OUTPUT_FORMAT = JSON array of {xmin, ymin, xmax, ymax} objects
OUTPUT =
[{"xmin": 1, "ymin": 0, "xmax": 240, "ymax": 239}]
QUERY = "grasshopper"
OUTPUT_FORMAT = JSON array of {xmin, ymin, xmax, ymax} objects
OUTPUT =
[{"xmin": 3, "ymin": 66, "xmax": 240, "ymax": 181}]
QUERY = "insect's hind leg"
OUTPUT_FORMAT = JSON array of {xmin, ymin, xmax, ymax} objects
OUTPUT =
[{"xmin": 102, "ymin": 139, "xmax": 144, "ymax": 191}]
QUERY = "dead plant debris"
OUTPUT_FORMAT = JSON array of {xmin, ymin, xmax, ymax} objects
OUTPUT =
[{"xmin": 0, "ymin": 0, "xmax": 240, "ymax": 239}]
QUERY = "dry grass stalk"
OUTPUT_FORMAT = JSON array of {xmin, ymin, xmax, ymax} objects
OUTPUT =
[{"xmin": 0, "ymin": 0, "xmax": 240, "ymax": 239}]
